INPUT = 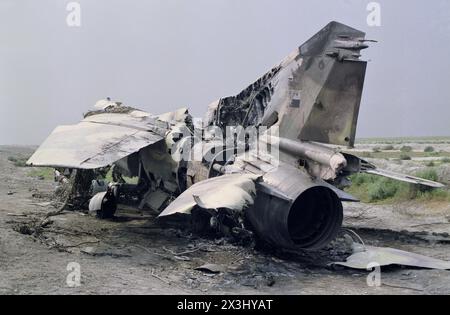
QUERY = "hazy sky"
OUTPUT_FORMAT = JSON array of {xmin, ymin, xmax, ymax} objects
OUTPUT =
[{"xmin": 1, "ymin": 0, "xmax": 450, "ymax": 145}]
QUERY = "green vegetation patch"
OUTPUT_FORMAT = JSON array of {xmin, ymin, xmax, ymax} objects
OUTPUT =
[
  {"xmin": 346, "ymin": 169, "xmax": 450, "ymax": 203},
  {"xmin": 8, "ymin": 156, "xmax": 29, "ymax": 167},
  {"xmin": 399, "ymin": 154, "xmax": 412, "ymax": 161},
  {"xmin": 104, "ymin": 169, "xmax": 139, "ymax": 185},
  {"xmin": 27, "ymin": 167, "xmax": 54, "ymax": 180}
]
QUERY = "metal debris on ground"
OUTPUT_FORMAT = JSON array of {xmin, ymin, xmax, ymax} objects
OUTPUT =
[
  {"xmin": 194, "ymin": 264, "xmax": 226, "ymax": 274},
  {"xmin": 332, "ymin": 244, "xmax": 450, "ymax": 270}
]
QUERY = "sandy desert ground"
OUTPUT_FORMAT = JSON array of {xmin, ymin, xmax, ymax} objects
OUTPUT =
[{"xmin": 0, "ymin": 140, "xmax": 449, "ymax": 295}]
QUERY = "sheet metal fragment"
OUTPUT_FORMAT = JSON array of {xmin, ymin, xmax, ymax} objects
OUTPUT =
[
  {"xmin": 332, "ymin": 245, "xmax": 450, "ymax": 270},
  {"xmin": 158, "ymin": 174, "xmax": 260, "ymax": 217},
  {"xmin": 194, "ymin": 264, "xmax": 226, "ymax": 274}
]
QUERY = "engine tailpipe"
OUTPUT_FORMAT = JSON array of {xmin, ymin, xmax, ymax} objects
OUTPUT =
[{"xmin": 246, "ymin": 166, "xmax": 343, "ymax": 250}]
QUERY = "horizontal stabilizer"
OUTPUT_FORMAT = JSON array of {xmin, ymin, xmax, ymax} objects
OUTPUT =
[{"xmin": 363, "ymin": 168, "xmax": 445, "ymax": 189}]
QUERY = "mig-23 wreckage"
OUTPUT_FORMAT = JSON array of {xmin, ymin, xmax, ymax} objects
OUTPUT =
[{"xmin": 28, "ymin": 22, "xmax": 445, "ymax": 257}]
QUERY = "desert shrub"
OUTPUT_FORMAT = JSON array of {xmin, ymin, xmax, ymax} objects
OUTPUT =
[
  {"xmin": 424, "ymin": 146, "xmax": 435, "ymax": 153},
  {"xmin": 411, "ymin": 183, "xmax": 450, "ymax": 201},
  {"xmin": 413, "ymin": 169, "xmax": 450, "ymax": 201},
  {"xmin": 442, "ymin": 157, "xmax": 450, "ymax": 164},
  {"xmin": 367, "ymin": 178, "xmax": 400, "ymax": 202},
  {"xmin": 382, "ymin": 145, "xmax": 395, "ymax": 151},
  {"xmin": 27, "ymin": 168, "xmax": 54, "ymax": 180},
  {"xmin": 415, "ymin": 169, "xmax": 439, "ymax": 182},
  {"xmin": 428, "ymin": 189, "xmax": 450, "ymax": 201},
  {"xmin": 400, "ymin": 146, "xmax": 413, "ymax": 152},
  {"xmin": 425, "ymin": 161, "xmax": 435, "ymax": 167},
  {"xmin": 399, "ymin": 154, "xmax": 412, "ymax": 160},
  {"xmin": 8, "ymin": 156, "xmax": 28, "ymax": 167},
  {"xmin": 351, "ymin": 173, "xmax": 377, "ymax": 186}
]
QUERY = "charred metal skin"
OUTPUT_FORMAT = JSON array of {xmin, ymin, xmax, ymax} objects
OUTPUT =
[
  {"xmin": 247, "ymin": 165, "xmax": 343, "ymax": 250},
  {"xmin": 27, "ymin": 21, "xmax": 445, "ymax": 252}
]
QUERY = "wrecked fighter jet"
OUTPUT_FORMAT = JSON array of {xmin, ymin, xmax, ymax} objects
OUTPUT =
[{"xmin": 27, "ymin": 22, "xmax": 445, "ymax": 252}]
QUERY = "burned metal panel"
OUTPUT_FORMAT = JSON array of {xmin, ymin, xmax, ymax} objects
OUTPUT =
[
  {"xmin": 158, "ymin": 173, "xmax": 260, "ymax": 217},
  {"xmin": 211, "ymin": 65, "xmax": 281, "ymax": 130},
  {"xmin": 27, "ymin": 114, "xmax": 164, "ymax": 169}
]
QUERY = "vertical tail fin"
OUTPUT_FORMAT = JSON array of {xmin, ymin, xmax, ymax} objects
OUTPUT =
[{"xmin": 206, "ymin": 22, "xmax": 370, "ymax": 147}]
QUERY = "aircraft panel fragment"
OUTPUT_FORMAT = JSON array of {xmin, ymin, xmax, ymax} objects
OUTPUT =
[
  {"xmin": 158, "ymin": 174, "xmax": 260, "ymax": 217},
  {"xmin": 332, "ymin": 245, "xmax": 450, "ymax": 270}
]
